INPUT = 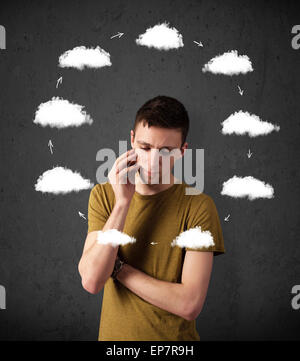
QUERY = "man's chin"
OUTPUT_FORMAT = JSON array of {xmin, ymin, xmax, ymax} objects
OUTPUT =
[{"xmin": 138, "ymin": 168, "xmax": 161, "ymax": 184}]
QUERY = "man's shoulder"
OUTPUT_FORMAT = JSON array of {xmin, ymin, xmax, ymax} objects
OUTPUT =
[
  {"xmin": 180, "ymin": 181, "xmax": 210, "ymax": 202},
  {"xmin": 92, "ymin": 181, "xmax": 113, "ymax": 193},
  {"xmin": 90, "ymin": 181, "xmax": 115, "ymax": 204},
  {"xmin": 179, "ymin": 182, "xmax": 219, "ymax": 216}
]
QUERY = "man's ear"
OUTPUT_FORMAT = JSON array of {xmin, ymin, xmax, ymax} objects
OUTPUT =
[{"xmin": 181, "ymin": 142, "xmax": 188, "ymax": 157}]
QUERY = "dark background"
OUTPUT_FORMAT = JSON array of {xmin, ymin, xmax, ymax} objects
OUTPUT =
[{"xmin": 0, "ymin": 0, "xmax": 299, "ymax": 340}]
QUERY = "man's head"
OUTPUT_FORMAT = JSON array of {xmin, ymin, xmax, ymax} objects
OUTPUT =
[{"xmin": 130, "ymin": 95, "xmax": 189, "ymax": 184}]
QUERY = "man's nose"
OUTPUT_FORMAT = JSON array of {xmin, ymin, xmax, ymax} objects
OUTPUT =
[{"xmin": 149, "ymin": 149, "xmax": 161, "ymax": 169}]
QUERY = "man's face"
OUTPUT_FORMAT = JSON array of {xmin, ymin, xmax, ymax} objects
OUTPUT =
[{"xmin": 130, "ymin": 122, "xmax": 187, "ymax": 184}]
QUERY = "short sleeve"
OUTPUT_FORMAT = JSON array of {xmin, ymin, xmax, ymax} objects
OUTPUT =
[
  {"xmin": 87, "ymin": 184, "xmax": 110, "ymax": 234},
  {"xmin": 185, "ymin": 195, "xmax": 226, "ymax": 256}
]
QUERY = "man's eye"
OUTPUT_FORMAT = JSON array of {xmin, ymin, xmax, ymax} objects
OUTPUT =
[{"xmin": 141, "ymin": 147, "xmax": 150, "ymax": 151}]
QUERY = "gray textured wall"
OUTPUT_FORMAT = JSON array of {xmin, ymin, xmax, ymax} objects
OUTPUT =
[{"xmin": 0, "ymin": 0, "xmax": 299, "ymax": 340}]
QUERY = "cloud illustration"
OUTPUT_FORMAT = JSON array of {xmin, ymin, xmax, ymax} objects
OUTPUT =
[
  {"xmin": 33, "ymin": 97, "xmax": 93, "ymax": 129},
  {"xmin": 221, "ymin": 175, "xmax": 274, "ymax": 200},
  {"xmin": 171, "ymin": 226, "xmax": 215, "ymax": 249},
  {"xmin": 221, "ymin": 110, "xmax": 280, "ymax": 137},
  {"xmin": 136, "ymin": 21, "xmax": 184, "ymax": 50},
  {"xmin": 35, "ymin": 166, "xmax": 94, "ymax": 194},
  {"xmin": 202, "ymin": 50, "xmax": 253, "ymax": 75},
  {"xmin": 58, "ymin": 45, "xmax": 112, "ymax": 70},
  {"xmin": 97, "ymin": 229, "xmax": 137, "ymax": 247}
]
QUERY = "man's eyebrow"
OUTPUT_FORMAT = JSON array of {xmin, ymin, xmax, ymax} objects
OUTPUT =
[{"xmin": 136, "ymin": 140, "xmax": 176, "ymax": 148}]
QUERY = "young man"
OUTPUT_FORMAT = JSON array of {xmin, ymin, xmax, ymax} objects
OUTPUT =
[{"xmin": 78, "ymin": 95, "xmax": 226, "ymax": 341}]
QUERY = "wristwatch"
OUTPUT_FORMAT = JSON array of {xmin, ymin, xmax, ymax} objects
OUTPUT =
[{"xmin": 111, "ymin": 255, "xmax": 124, "ymax": 281}]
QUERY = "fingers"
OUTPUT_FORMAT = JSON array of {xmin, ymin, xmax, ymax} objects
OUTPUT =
[
  {"xmin": 109, "ymin": 149, "xmax": 138, "ymax": 185},
  {"xmin": 116, "ymin": 148, "xmax": 136, "ymax": 164},
  {"xmin": 116, "ymin": 151, "xmax": 137, "ymax": 174},
  {"xmin": 118, "ymin": 162, "xmax": 140, "ymax": 184}
]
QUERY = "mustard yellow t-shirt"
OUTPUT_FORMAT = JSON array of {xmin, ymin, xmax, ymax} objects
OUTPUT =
[{"xmin": 87, "ymin": 180, "xmax": 226, "ymax": 341}]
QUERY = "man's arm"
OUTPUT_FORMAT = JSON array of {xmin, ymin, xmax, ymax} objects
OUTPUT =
[
  {"xmin": 116, "ymin": 251, "xmax": 213, "ymax": 321},
  {"xmin": 78, "ymin": 148, "xmax": 139, "ymax": 294},
  {"xmin": 78, "ymin": 200, "xmax": 130, "ymax": 294}
]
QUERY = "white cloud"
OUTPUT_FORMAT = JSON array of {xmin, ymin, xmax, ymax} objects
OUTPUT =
[
  {"xmin": 136, "ymin": 21, "xmax": 184, "ymax": 50},
  {"xmin": 58, "ymin": 45, "xmax": 111, "ymax": 70},
  {"xmin": 171, "ymin": 226, "xmax": 215, "ymax": 249},
  {"xmin": 35, "ymin": 166, "xmax": 94, "ymax": 194},
  {"xmin": 221, "ymin": 110, "xmax": 280, "ymax": 137},
  {"xmin": 33, "ymin": 97, "xmax": 93, "ymax": 129},
  {"xmin": 97, "ymin": 229, "xmax": 137, "ymax": 247},
  {"xmin": 202, "ymin": 50, "xmax": 253, "ymax": 75},
  {"xmin": 221, "ymin": 175, "xmax": 274, "ymax": 200}
]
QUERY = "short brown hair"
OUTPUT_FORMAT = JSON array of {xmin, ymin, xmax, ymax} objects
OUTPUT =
[{"xmin": 133, "ymin": 95, "xmax": 189, "ymax": 147}]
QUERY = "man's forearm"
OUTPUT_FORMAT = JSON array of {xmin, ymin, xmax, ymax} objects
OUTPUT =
[
  {"xmin": 79, "ymin": 201, "xmax": 131, "ymax": 293},
  {"xmin": 116, "ymin": 263, "xmax": 192, "ymax": 321}
]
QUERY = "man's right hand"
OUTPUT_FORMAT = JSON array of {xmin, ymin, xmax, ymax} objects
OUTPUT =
[{"xmin": 108, "ymin": 148, "xmax": 140, "ymax": 204}]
